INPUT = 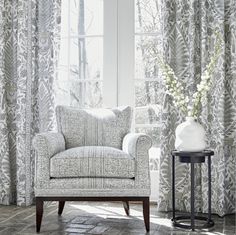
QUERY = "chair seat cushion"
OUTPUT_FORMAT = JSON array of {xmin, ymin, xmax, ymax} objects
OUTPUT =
[{"xmin": 50, "ymin": 146, "xmax": 135, "ymax": 179}]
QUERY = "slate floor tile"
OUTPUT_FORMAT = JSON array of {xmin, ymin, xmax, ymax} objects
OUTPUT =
[
  {"xmin": 0, "ymin": 202, "xmax": 234, "ymax": 235},
  {"xmin": 87, "ymin": 225, "xmax": 110, "ymax": 234}
]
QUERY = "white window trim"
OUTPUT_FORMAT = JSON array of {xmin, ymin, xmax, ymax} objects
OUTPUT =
[
  {"xmin": 103, "ymin": 0, "xmax": 134, "ymax": 108},
  {"xmin": 117, "ymin": 0, "xmax": 134, "ymax": 107},
  {"xmin": 103, "ymin": 0, "xmax": 118, "ymax": 107}
]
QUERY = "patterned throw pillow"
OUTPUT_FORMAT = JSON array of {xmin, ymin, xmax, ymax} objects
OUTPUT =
[{"xmin": 56, "ymin": 105, "xmax": 132, "ymax": 149}]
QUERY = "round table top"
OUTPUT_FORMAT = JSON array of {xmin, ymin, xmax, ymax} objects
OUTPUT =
[{"xmin": 171, "ymin": 150, "xmax": 214, "ymax": 157}]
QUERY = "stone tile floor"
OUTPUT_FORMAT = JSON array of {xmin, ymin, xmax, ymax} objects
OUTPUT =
[{"xmin": 0, "ymin": 202, "xmax": 235, "ymax": 235}]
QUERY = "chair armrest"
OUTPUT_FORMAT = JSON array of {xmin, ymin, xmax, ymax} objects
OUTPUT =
[
  {"xmin": 33, "ymin": 132, "xmax": 65, "ymax": 185},
  {"xmin": 33, "ymin": 132, "xmax": 65, "ymax": 157},
  {"xmin": 122, "ymin": 133, "xmax": 152, "ymax": 157},
  {"xmin": 122, "ymin": 133, "xmax": 152, "ymax": 189}
]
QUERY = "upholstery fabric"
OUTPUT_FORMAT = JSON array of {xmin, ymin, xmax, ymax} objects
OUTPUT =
[
  {"xmin": 123, "ymin": 133, "xmax": 152, "ymax": 190},
  {"xmin": 33, "ymin": 132, "xmax": 66, "ymax": 158},
  {"xmin": 156, "ymin": 0, "xmax": 236, "ymax": 216},
  {"xmin": 0, "ymin": 0, "xmax": 61, "ymax": 206},
  {"xmin": 50, "ymin": 146, "xmax": 135, "ymax": 178},
  {"xmin": 33, "ymin": 129, "xmax": 152, "ymax": 197},
  {"xmin": 56, "ymin": 106, "xmax": 132, "ymax": 149},
  {"xmin": 33, "ymin": 132, "xmax": 65, "ymax": 186},
  {"xmin": 35, "ymin": 188, "xmax": 150, "ymax": 197}
]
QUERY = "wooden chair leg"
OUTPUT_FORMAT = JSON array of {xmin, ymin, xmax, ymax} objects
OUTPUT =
[
  {"xmin": 58, "ymin": 201, "xmax": 65, "ymax": 215},
  {"xmin": 143, "ymin": 197, "xmax": 150, "ymax": 232},
  {"xmin": 123, "ymin": 201, "xmax": 130, "ymax": 216},
  {"xmin": 36, "ymin": 198, "xmax": 44, "ymax": 233}
]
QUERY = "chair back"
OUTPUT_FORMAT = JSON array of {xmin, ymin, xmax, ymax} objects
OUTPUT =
[{"xmin": 56, "ymin": 105, "xmax": 132, "ymax": 149}]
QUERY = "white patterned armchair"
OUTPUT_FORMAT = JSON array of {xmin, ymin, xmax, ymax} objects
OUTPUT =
[{"xmin": 33, "ymin": 106, "xmax": 152, "ymax": 232}]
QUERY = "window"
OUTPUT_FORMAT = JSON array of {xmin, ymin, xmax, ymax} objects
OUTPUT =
[
  {"xmin": 56, "ymin": 0, "xmax": 104, "ymax": 108},
  {"xmin": 56, "ymin": 0, "xmax": 162, "ymax": 154},
  {"xmin": 134, "ymin": 0, "xmax": 162, "ymax": 150}
]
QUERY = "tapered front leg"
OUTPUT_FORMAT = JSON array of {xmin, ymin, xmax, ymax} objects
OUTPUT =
[
  {"xmin": 36, "ymin": 198, "xmax": 44, "ymax": 233},
  {"xmin": 143, "ymin": 197, "xmax": 150, "ymax": 232},
  {"xmin": 58, "ymin": 201, "xmax": 65, "ymax": 215},
  {"xmin": 123, "ymin": 201, "xmax": 130, "ymax": 216}
]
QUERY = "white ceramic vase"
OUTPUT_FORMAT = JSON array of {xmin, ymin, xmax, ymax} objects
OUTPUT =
[{"xmin": 175, "ymin": 116, "xmax": 206, "ymax": 152}]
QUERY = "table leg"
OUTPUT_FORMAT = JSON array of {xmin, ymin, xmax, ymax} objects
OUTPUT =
[
  {"xmin": 172, "ymin": 154, "xmax": 175, "ymax": 221},
  {"xmin": 190, "ymin": 161, "xmax": 195, "ymax": 231},
  {"xmin": 208, "ymin": 156, "xmax": 212, "ymax": 222}
]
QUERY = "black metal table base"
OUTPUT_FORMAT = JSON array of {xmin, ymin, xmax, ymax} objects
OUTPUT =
[
  {"xmin": 172, "ymin": 215, "xmax": 214, "ymax": 230},
  {"xmin": 171, "ymin": 150, "xmax": 215, "ymax": 231}
]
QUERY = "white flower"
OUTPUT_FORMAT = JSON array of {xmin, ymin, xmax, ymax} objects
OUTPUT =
[
  {"xmin": 158, "ymin": 32, "xmax": 222, "ymax": 117},
  {"xmin": 204, "ymin": 85, "xmax": 210, "ymax": 91},
  {"xmin": 167, "ymin": 71, "xmax": 174, "ymax": 76},
  {"xmin": 197, "ymin": 84, "xmax": 203, "ymax": 91}
]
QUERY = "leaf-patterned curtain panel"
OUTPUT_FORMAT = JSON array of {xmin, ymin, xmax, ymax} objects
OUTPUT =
[
  {"xmin": 158, "ymin": 0, "xmax": 236, "ymax": 216},
  {"xmin": 0, "ymin": 0, "xmax": 61, "ymax": 206}
]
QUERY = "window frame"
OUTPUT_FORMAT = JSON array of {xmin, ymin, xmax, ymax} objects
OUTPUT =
[{"xmin": 57, "ymin": 0, "xmax": 161, "ymax": 130}]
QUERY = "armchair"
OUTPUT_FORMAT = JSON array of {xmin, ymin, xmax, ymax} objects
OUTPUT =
[{"xmin": 33, "ymin": 106, "xmax": 152, "ymax": 232}]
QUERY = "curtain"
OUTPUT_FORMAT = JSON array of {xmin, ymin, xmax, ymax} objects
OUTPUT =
[
  {"xmin": 158, "ymin": 0, "xmax": 236, "ymax": 216},
  {"xmin": 0, "ymin": 0, "xmax": 61, "ymax": 206}
]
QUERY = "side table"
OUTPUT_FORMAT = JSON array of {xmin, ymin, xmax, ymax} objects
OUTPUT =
[{"xmin": 171, "ymin": 150, "xmax": 215, "ymax": 231}]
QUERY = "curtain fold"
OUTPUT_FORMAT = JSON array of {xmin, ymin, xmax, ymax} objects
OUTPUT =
[
  {"xmin": 0, "ymin": 0, "xmax": 61, "ymax": 206},
  {"xmin": 158, "ymin": 0, "xmax": 236, "ymax": 216}
]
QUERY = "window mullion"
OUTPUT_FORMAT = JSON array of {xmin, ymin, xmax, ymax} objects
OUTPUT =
[
  {"xmin": 117, "ymin": 0, "xmax": 134, "ymax": 107},
  {"xmin": 103, "ymin": 0, "xmax": 118, "ymax": 107}
]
